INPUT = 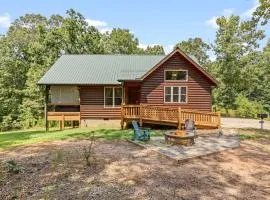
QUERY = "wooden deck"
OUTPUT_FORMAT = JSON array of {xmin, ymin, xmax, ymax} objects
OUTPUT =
[{"xmin": 121, "ymin": 104, "xmax": 221, "ymax": 129}]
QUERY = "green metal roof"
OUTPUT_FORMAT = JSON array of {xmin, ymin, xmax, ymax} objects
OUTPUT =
[{"xmin": 38, "ymin": 55, "xmax": 165, "ymax": 85}]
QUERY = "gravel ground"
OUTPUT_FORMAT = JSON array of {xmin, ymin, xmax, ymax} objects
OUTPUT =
[
  {"xmin": 222, "ymin": 117, "xmax": 270, "ymax": 130},
  {"xmin": 0, "ymin": 138, "xmax": 269, "ymax": 200}
]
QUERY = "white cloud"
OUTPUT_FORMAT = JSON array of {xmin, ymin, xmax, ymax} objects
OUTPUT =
[
  {"xmin": 206, "ymin": 8, "xmax": 235, "ymax": 29},
  {"xmin": 138, "ymin": 43, "xmax": 158, "ymax": 49},
  {"xmin": 206, "ymin": 0, "xmax": 260, "ymax": 29},
  {"xmin": 99, "ymin": 27, "xmax": 112, "ymax": 34},
  {"xmin": 241, "ymin": 0, "xmax": 259, "ymax": 18},
  {"xmin": 85, "ymin": 19, "xmax": 107, "ymax": 27},
  {"xmin": 0, "ymin": 13, "xmax": 11, "ymax": 28},
  {"xmin": 206, "ymin": 16, "xmax": 219, "ymax": 29},
  {"xmin": 164, "ymin": 44, "xmax": 174, "ymax": 54},
  {"xmin": 85, "ymin": 18, "xmax": 113, "ymax": 34}
]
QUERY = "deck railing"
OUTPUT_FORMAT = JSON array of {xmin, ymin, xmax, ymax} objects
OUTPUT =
[
  {"xmin": 121, "ymin": 104, "xmax": 221, "ymax": 129},
  {"xmin": 47, "ymin": 112, "xmax": 80, "ymax": 130},
  {"xmin": 180, "ymin": 109, "xmax": 220, "ymax": 127},
  {"xmin": 141, "ymin": 105, "xmax": 178, "ymax": 122}
]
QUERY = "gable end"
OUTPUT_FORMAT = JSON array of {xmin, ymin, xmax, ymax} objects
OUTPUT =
[{"xmin": 140, "ymin": 48, "xmax": 218, "ymax": 86}]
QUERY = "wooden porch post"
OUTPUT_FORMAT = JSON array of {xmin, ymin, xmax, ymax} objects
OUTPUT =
[
  {"xmin": 120, "ymin": 82, "xmax": 125, "ymax": 129},
  {"xmin": 44, "ymin": 85, "xmax": 49, "ymax": 131},
  {"xmin": 178, "ymin": 107, "xmax": 182, "ymax": 130},
  {"xmin": 78, "ymin": 86, "xmax": 81, "ymax": 128},
  {"xmin": 121, "ymin": 104, "xmax": 124, "ymax": 129}
]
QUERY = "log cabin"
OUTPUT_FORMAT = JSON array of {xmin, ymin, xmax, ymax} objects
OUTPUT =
[{"xmin": 38, "ymin": 48, "xmax": 220, "ymax": 130}]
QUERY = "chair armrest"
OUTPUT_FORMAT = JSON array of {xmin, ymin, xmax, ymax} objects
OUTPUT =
[{"xmin": 142, "ymin": 128, "xmax": 151, "ymax": 134}]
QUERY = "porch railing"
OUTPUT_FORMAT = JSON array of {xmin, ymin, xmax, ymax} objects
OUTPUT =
[
  {"xmin": 121, "ymin": 104, "xmax": 140, "ymax": 119},
  {"xmin": 47, "ymin": 112, "xmax": 81, "ymax": 130}
]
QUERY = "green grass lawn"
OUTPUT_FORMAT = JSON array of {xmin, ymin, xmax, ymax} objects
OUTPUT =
[
  {"xmin": 238, "ymin": 128, "xmax": 270, "ymax": 140},
  {"xmin": 0, "ymin": 128, "xmax": 164, "ymax": 150}
]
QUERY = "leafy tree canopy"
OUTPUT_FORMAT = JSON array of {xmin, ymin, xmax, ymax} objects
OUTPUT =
[{"xmin": 174, "ymin": 38, "xmax": 210, "ymax": 65}]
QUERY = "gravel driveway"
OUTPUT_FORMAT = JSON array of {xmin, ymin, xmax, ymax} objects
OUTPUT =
[{"xmin": 221, "ymin": 117, "xmax": 270, "ymax": 130}]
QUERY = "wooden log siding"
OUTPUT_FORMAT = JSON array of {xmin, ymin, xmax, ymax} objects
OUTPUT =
[
  {"xmin": 79, "ymin": 86, "xmax": 121, "ymax": 119},
  {"xmin": 140, "ymin": 52, "xmax": 213, "ymax": 112}
]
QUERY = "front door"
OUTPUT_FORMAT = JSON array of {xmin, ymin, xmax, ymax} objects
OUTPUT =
[{"xmin": 127, "ymin": 86, "xmax": 140, "ymax": 104}]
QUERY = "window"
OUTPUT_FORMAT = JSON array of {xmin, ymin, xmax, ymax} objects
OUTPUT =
[
  {"xmin": 165, "ymin": 70, "xmax": 187, "ymax": 81},
  {"xmin": 164, "ymin": 86, "xmax": 187, "ymax": 103},
  {"xmin": 104, "ymin": 87, "xmax": 122, "ymax": 107}
]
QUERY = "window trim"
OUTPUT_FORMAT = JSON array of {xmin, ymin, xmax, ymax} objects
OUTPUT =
[
  {"xmin": 163, "ymin": 86, "xmax": 188, "ymax": 104},
  {"xmin": 104, "ymin": 87, "xmax": 122, "ymax": 108},
  {"xmin": 164, "ymin": 70, "xmax": 188, "ymax": 82}
]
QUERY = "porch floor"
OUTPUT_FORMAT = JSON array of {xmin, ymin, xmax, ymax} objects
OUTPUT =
[{"xmin": 129, "ymin": 134, "xmax": 240, "ymax": 161}]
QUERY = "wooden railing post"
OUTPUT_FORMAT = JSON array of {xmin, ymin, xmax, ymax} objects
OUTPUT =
[
  {"xmin": 59, "ymin": 120, "xmax": 61, "ymax": 130},
  {"xmin": 79, "ymin": 112, "xmax": 81, "ymax": 128},
  {"xmin": 139, "ymin": 104, "xmax": 143, "ymax": 127},
  {"xmin": 61, "ymin": 115, "xmax": 65, "ymax": 130},
  {"xmin": 178, "ymin": 107, "xmax": 182, "ymax": 130},
  {"xmin": 217, "ymin": 112, "xmax": 221, "ymax": 129},
  {"xmin": 120, "ymin": 104, "xmax": 124, "ymax": 129}
]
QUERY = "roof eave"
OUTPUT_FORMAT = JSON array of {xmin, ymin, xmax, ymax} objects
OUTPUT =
[
  {"xmin": 117, "ymin": 79, "xmax": 142, "ymax": 82},
  {"xmin": 37, "ymin": 83, "xmax": 121, "ymax": 86}
]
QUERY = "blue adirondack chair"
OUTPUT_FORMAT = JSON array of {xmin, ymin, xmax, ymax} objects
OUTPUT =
[{"xmin": 131, "ymin": 120, "xmax": 151, "ymax": 141}]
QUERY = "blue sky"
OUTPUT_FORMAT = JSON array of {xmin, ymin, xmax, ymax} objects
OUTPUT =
[{"xmin": 0, "ymin": 0, "xmax": 269, "ymax": 55}]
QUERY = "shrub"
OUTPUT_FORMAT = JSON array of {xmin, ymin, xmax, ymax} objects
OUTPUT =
[
  {"xmin": 83, "ymin": 132, "xmax": 95, "ymax": 166},
  {"xmin": 235, "ymin": 94, "xmax": 264, "ymax": 118},
  {"xmin": 214, "ymin": 94, "xmax": 265, "ymax": 118},
  {"xmin": 1, "ymin": 115, "xmax": 13, "ymax": 131},
  {"xmin": 4, "ymin": 160, "xmax": 24, "ymax": 173},
  {"xmin": 51, "ymin": 149, "xmax": 65, "ymax": 168}
]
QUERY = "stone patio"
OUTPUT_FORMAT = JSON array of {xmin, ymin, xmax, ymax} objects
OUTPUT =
[{"xmin": 130, "ymin": 135, "xmax": 240, "ymax": 161}]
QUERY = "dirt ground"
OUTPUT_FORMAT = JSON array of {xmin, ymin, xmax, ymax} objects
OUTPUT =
[{"xmin": 0, "ymin": 138, "xmax": 269, "ymax": 200}]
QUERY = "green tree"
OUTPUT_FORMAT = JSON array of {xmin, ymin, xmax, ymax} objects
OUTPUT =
[
  {"xmin": 144, "ymin": 45, "xmax": 165, "ymax": 55},
  {"xmin": 213, "ymin": 15, "xmax": 264, "ymax": 110},
  {"xmin": 0, "ymin": 14, "xmax": 47, "ymax": 129},
  {"xmin": 19, "ymin": 26, "xmax": 53, "ymax": 127},
  {"xmin": 103, "ymin": 28, "xmax": 139, "ymax": 54},
  {"xmin": 174, "ymin": 38, "xmax": 210, "ymax": 65},
  {"xmin": 62, "ymin": 9, "xmax": 103, "ymax": 54},
  {"xmin": 252, "ymin": 0, "xmax": 270, "ymax": 25}
]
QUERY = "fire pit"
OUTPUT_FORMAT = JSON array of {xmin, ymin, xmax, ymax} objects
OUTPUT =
[{"xmin": 164, "ymin": 130, "xmax": 195, "ymax": 146}]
